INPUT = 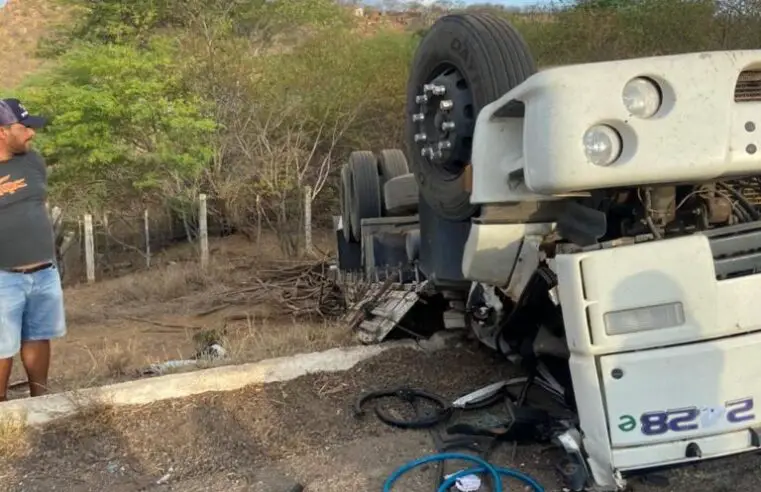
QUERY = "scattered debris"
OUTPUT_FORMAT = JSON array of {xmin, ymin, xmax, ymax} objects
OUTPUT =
[
  {"xmin": 140, "ymin": 343, "xmax": 228, "ymax": 376},
  {"xmin": 156, "ymin": 471, "xmax": 172, "ymax": 485},
  {"xmin": 194, "ymin": 260, "xmax": 345, "ymax": 320},
  {"xmin": 356, "ymin": 377, "xmax": 574, "ymax": 490},
  {"xmin": 445, "ymin": 471, "xmax": 482, "ymax": 492}
]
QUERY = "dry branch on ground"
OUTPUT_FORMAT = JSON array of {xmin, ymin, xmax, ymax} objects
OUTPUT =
[{"xmin": 195, "ymin": 259, "xmax": 346, "ymax": 320}]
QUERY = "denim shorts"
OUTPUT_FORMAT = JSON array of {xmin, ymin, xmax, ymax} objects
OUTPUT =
[{"xmin": 0, "ymin": 265, "xmax": 67, "ymax": 359}]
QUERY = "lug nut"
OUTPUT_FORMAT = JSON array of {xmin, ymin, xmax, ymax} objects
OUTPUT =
[
  {"xmin": 438, "ymin": 141, "xmax": 452, "ymax": 150},
  {"xmin": 415, "ymin": 94, "xmax": 428, "ymax": 104},
  {"xmin": 414, "ymin": 133, "xmax": 427, "ymax": 142},
  {"xmin": 440, "ymin": 100, "xmax": 453, "ymax": 111},
  {"xmin": 421, "ymin": 146, "xmax": 434, "ymax": 158},
  {"xmin": 412, "ymin": 113, "xmax": 425, "ymax": 122},
  {"xmin": 441, "ymin": 121, "xmax": 455, "ymax": 131},
  {"xmin": 423, "ymin": 84, "xmax": 435, "ymax": 93},
  {"xmin": 431, "ymin": 85, "xmax": 446, "ymax": 96}
]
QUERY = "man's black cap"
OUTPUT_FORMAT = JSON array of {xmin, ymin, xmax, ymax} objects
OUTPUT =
[{"xmin": 0, "ymin": 98, "xmax": 47, "ymax": 128}]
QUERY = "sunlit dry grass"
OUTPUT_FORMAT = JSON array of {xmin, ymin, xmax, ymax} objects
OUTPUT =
[
  {"xmin": 0, "ymin": 0, "xmax": 78, "ymax": 91},
  {"xmin": 0, "ymin": 414, "xmax": 28, "ymax": 460}
]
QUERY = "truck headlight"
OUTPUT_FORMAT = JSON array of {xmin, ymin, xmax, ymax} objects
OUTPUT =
[
  {"xmin": 604, "ymin": 302, "xmax": 685, "ymax": 336},
  {"xmin": 622, "ymin": 77, "xmax": 662, "ymax": 118},
  {"xmin": 583, "ymin": 125, "xmax": 622, "ymax": 166}
]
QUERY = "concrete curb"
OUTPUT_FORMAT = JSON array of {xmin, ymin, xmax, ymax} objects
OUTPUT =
[{"xmin": 0, "ymin": 332, "xmax": 462, "ymax": 428}]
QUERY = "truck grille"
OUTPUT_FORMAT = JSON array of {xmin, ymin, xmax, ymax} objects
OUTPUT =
[
  {"xmin": 735, "ymin": 70, "xmax": 761, "ymax": 102},
  {"xmin": 704, "ymin": 221, "xmax": 761, "ymax": 280}
]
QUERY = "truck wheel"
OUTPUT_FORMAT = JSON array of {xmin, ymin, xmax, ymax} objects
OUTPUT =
[
  {"xmin": 405, "ymin": 12, "xmax": 536, "ymax": 221},
  {"xmin": 384, "ymin": 173, "xmax": 419, "ymax": 216},
  {"xmin": 339, "ymin": 164, "xmax": 354, "ymax": 242},
  {"xmin": 348, "ymin": 151, "xmax": 382, "ymax": 242},
  {"xmin": 378, "ymin": 149, "xmax": 409, "ymax": 186},
  {"xmin": 378, "ymin": 149, "xmax": 411, "ymax": 214}
]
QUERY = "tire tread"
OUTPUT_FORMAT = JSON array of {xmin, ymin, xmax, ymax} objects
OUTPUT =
[{"xmin": 348, "ymin": 151, "xmax": 382, "ymax": 241}]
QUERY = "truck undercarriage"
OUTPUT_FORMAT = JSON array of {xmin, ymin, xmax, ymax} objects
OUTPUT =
[{"xmin": 335, "ymin": 11, "xmax": 761, "ymax": 491}]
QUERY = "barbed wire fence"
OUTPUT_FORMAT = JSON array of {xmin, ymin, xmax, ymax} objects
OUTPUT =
[{"xmin": 56, "ymin": 188, "xmax": 317, "ymax": 286}]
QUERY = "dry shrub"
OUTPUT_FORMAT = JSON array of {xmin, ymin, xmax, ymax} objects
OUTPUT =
[
  {"xmin": 509, "ymin": 0, "xmax": 761, "ymax": 66},
  {"xmin": 176, "ymin": 20, "xmax": 416, "ymax": 254},
  {"xmin": 0, "ymin": 415, "xmax": 28, "ymax": 460},
  {"xmin": 102, "ymin": 341, "xmax": 135, "ymax": 378},
  {"xmin": 42, "ymin": 402, "xmax": 120, "ymax": 440}
]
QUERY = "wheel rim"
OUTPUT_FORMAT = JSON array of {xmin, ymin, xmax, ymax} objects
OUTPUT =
[{"xmin": 411, "ymin": 65, "xmax": 476, "ymax": 176}]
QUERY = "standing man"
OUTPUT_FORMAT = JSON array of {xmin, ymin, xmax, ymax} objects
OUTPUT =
[{"xmin": 0, "ymin": 98, "xmax": 65, "ymax": 401}]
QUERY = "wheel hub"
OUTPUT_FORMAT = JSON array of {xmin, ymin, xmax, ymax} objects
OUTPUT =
[{"xmin": 411, "ymin": 68, "xmax": 475, "ymax": 175}]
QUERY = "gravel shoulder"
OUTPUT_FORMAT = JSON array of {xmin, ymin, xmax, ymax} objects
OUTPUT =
[{"xmin": 2, "ymin": 341, "xmax": 761, "ymax": 491}]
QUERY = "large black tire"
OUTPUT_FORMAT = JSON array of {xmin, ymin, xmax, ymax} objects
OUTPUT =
[
  {"xmin": 405, "ymin": 13, "xmax": 536, "ymax": 221},
  {"xmin": 378, "ymin": 149, "xmax": 409, "ymax": 185},
  {"xmin": 378, "ymin": 149, "xmax": 410, "ymax": 214},
  {"xmin": 348, "ymin": 151, "xmax": 382, "ymax": 242},
  {"xmin": 384, "ymin": 173, "xmax": 419, "ymax": 216},
  {"xmin": 339, "ymin": 164, "xmax": 354, "ymax": 242}
]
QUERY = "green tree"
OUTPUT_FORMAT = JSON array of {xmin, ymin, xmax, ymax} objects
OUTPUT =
[
  {"xmin": 54, "ymin": 0, "xmax": 350, "ymax": 47},
  {"xmin": 14, "ymin": 38, "xmax": 217, "ymax": 213}
]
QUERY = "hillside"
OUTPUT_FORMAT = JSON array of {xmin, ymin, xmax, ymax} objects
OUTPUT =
[
  {"xmin": 0, "ymin": 0, "xmax": 76, "ymax": 91},
  {"xmin": 3, "ymin": 0, "xmax": 761, "ymax": 285},
  {"xmin": 0, "ymin": 0, "xmax": 410, "ymax": 93}
]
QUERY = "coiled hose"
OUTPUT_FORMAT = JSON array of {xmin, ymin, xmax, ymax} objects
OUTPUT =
[{"xmin": 382, "ymin": 452, "xmax": 545, "ymax": 492}]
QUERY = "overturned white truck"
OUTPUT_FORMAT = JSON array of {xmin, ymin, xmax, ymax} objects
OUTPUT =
[{"xmin": 336, "ymin": 11, "xmax": 761, "ymax": 491}]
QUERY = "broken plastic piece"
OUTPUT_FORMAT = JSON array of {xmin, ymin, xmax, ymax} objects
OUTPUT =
[
  {"xmin": 445, "ymin": 470, "xmax": 482, "ymax": 491},
  {"xmin": 452, "ymin": 381, "xmax": 508, "ymax": 408}
]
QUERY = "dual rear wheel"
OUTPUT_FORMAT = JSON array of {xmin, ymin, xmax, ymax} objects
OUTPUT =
[
  {"xmin": 339, "ymin": 149, "xmax": 419, "ymax": 243},
  {"xmin": 339, "ymin": 12, "xmax": 537, "ymax": 239}
]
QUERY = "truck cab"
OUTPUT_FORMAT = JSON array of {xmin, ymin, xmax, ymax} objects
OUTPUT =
[{"xmin": 336, "ymin": 11, "xmax": 761, "ymax": 491}]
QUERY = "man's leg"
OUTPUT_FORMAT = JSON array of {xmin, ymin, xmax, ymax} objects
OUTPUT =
[
  {"xmin": 21, "ymin": 266, "xmax": 66, "ymax": 398},
  {"xmin": 0, "ymin": 271, "xmax": 25, "ymax": 401},
  {"xmin": 20, "ymin": 340, "xmax": 50, "ymax": 397},
  {"xmin": 0, "ymin": 359, "xmax": 11, "ymax": 402}
]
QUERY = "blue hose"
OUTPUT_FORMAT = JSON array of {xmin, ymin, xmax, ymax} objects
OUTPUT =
[
  {"xmin": 439, "ymin": 466, "xmax": 545, "ymax": 492},
  {"xmin": 382, "ymin": 452, "xmax": 544, "ymax": 492}
]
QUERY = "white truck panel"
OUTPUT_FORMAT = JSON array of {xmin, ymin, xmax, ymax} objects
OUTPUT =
[
  {"xmin": 554, "ymin": 233, "xmax": 761, "ymax": 356},
  {"xmin": 471, "ymin": 50, "xmax": 761, "ymax": 202},
  {"xmin": 461, "ymin": 222, "xmax": 555, "ymax": 289},
  {"xmin": 600, "ymin": 332, "xmax": 761, "ymax": 447},
  {"xmin": 461, "ymin": 222, "xmax": 528, "ymax": 287},
  {"xmin": 612, "ymin": 428, "xmax": 755, "ymax": 470},
  {"xmin": 555, "ymin": 234, "xmax": 761, "ymax": 483}
]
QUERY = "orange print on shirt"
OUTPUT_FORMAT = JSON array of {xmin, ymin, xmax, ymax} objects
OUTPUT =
[{"xmin": 0, "ymin": 175, "xmax": 27, "ymax": 197}]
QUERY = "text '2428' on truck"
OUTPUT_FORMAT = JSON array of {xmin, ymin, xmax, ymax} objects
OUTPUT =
[{"xmin": 334, "ymin": 11, "xmax": 761, "ymax": 491}]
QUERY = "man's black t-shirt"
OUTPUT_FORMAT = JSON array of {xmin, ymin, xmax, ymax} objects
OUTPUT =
[{"xmin": 0, "ymin": 150, "xmax": 55, "ymax": 269}]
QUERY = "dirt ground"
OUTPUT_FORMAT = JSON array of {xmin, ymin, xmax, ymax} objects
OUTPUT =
[
  {"xmin": 2, "ymin": 233, "xmax": 761, "ymax": 491},
  {"xmin": 1, "ymin": 343, "xmax": 761, "ymax": 492},
  {"xmin": 6, "ymin": 232, "xmax": 350, "ymax": 399}
]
